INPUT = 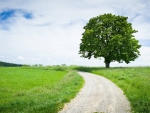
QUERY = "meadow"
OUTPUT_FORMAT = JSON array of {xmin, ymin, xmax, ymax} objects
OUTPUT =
[
  {"xmin": 0, "ymin": 67, "xmax": 84, "ymax": 113},
  {"xmin": 1, "ymin": 66, "xmax": 150, "ymax": 113},
  {"xmin": 76, "ymin": 66, "xmax": 150, "ymax": 113}
]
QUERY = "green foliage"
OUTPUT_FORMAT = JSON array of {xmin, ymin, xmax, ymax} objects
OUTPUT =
[
  {"xmin": 0, "ymin": 67, "xmax": 84, "ymax": 113},
  {"xmin": 23, "ymin": 65, "xmax": 70, "ymax": 71},
  {"xmin": 76, "ymin": 66, "xmax": 150, "ymax": 113},
  {"xmin": 0, "ymin": 61, "xmax": 23, "ymax": 67},
  {"xmin": 79, "ymin": 13, "xmax": 141, "ymax": 67}
]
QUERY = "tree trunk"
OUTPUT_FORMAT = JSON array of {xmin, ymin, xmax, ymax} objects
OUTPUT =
[{"xmin": 105, "ymin": 62, "xmax": 110, "ymax": 68}]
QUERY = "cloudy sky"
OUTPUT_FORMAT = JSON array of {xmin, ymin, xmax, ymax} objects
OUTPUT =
[{"xmin": 0, "ymin": 0, "xmax": 150, "ymax": 67}]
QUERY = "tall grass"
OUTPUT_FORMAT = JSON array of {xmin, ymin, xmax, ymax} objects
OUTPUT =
[
  {"xmin": 76, "ymin": 66, "xmax": 150, "ymax": 113},
  {"xmin": 0, "ymin": 67, "xmax": 84, "ymax": 113}
]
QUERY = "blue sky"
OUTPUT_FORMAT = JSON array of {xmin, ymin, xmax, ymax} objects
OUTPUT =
[{"xmin": 0, "ymin": 0, "xmax": 150, "ymax": 66}]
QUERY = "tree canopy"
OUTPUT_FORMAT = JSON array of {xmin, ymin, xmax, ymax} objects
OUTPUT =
[
  {"xmin": 79, "ymin": 13, "xmax": 141, "ymax": 68},
  {"xmin": 0, "ymin": 61, "xmax": 23, "ymax": 67}
]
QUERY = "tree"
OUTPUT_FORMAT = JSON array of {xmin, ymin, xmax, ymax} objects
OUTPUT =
[{"xmin": 79, "ymin": 13, "xmax": 141, "ymax": 68}]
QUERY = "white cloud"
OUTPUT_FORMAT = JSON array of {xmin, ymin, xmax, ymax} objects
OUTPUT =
[
  {"xmin": 138, "ymin": 47, "xmax": 150, "ymax": 65},
  {"xmin": 0, "ymin": 0, "xmax": 150, "ymax": 67},
  {"xmin": 17, "ymin": 56, "xmax": 25, "ymax": 60}
]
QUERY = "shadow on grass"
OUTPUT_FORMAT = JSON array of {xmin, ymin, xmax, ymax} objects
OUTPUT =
[{"xmin": 74, "ymin": 66, "xmax": 126, "ymax": 72}]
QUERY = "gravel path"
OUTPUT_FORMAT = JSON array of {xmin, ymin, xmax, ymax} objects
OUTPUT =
[{"xmin": 59, "ymin": 72, "xmax": 131, "ymax": 113}]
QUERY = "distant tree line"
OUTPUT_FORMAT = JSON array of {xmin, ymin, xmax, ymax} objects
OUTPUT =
[{"xmin": 0, "ymin": 61, "xmax": 23, "ymax": 67}]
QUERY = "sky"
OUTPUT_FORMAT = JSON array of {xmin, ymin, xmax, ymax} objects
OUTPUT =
[{"xmin": 0, "ymin": 0, "xmax": 150, "ymax": 67}]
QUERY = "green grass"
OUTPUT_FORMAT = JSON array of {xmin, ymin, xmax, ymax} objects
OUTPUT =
[
  {"xmin": 0, "ymin": 67, "xmax": 84, "ymax": 113},
  {"xmin": 76, "ymin": 66, "xmax": 150, "ymax": 113}
]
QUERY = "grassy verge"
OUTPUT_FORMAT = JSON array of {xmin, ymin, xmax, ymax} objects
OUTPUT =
[
  {"xmin": 76, "ymin": 66, "xmax": 150, "ymax": 113},
  {"xmin": 0, "ymin": 67, "xmax": 84, "ymax": 113}
]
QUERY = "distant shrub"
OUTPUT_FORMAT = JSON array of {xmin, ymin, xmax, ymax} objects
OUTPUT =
[{"xmin": 52, "ymin": 65, "xmax": 66, "ymax": 71}]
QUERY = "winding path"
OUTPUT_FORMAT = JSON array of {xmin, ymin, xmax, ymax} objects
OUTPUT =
[{"xmin": 59, "ymin": 72, "xmax": 131, "ymax": 113}]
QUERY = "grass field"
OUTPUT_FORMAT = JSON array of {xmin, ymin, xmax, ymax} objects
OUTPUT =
[
  {"xmin": 0, "ymin": 67, "xmax": 84, "ymax": 113},
  {"xmin": 76, "ymin": 66, "xmax": 150, "ymax": 113},
  {"xmin": 1, "ymin": 66, "xmax": 149, "ymax": 113}
]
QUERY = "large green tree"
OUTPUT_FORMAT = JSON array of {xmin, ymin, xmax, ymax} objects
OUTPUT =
[{"xmin": 79, "ymin": 13, "xmax": 141, "ymax": 68}]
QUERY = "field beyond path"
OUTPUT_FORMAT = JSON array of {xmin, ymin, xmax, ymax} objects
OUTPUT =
[{"xmin": 59, "ymin": 72, "xmax": 131, "ymax": 113}]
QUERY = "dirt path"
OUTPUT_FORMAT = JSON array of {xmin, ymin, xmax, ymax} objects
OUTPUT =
[{"xmin": 59, "ymin": 72, "xmax": 131, "ymax": 113}]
